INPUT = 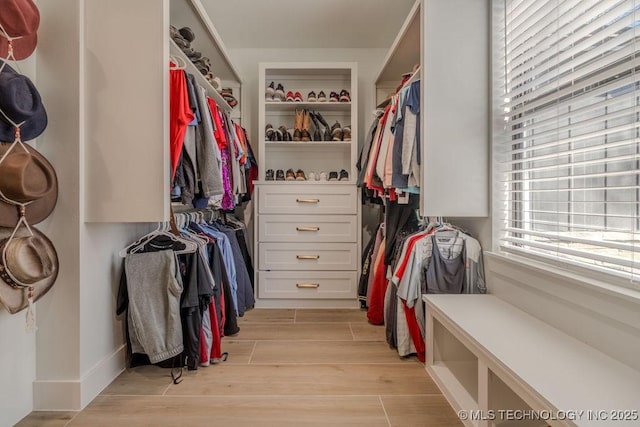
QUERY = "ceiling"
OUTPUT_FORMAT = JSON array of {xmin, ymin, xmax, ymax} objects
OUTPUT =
[{"xmin": 201, "ymin": 0, "xmax": 417, "ymax": 49}]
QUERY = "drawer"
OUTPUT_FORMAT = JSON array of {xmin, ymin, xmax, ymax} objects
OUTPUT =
[
  {"xmin": 258, "ymin": 184, "xmax": 357, "ymax": 215},
  {"xmin": 258, "ymin": 270, "xmax": 357, "ymax": 299},
  {"xmin": 259, "ymin": 243, "xmax": 358, "ymax": 271},
  {"xmin": 259, "ymin": 214, "xmax": 357, "ymax": 243}
]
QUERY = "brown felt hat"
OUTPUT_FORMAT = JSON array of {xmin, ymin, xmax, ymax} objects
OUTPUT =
[
  {"xmin": 0, "ymin": 0, "xmax": 40, "ymax": 60},
  {"xmin": 0, "ymin": 226, "xmax": 58, "ymax": 314},
  {"xmin": 0, "ymin": 142, "xmax": 57, "ymax": 226}
]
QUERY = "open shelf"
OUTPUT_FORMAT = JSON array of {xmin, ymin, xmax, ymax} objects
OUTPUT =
[
  {"xmin": 489, "ymin": 371, "xmax": 548, "ymax": 427},
  {"xmin": 265, "ymin": 102, "xmax": 352, "ymax": 111},
  {"xmin": 264, "ymin": 141, "xmax": 351, "ymax": 147}
]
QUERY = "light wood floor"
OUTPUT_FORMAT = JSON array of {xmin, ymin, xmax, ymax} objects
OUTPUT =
[{"xmin": 16, "ymin": 309, "xmax": 462, "ymax": 426}]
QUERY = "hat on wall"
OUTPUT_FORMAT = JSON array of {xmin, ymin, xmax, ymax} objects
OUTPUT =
[
  {"xmin": 0, "ymin": 63, "xmax": 47, "ymax": 141},
  {"xmin": 0, "ymin": 226, "xmax": 58, "ymax": 314},
  {"xmin": 0, "ymin": 142, "xmax": 58, "ymax": 226},
  {"xmin": 0, "ymin": 0, "xmax": 40, "ymax": 60}
]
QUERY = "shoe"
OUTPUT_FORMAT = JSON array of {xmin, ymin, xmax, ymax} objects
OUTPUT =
[
  {"xmin": 265, "ymin": 123, "xmax": 276, "ymax": 141},
  {"xmin": 339, "ymin": 89, "xmax": 351, "ymax": 102},
  {"xmin": 309, "ymin": 111, "xmax": 322, "ymax": 141},
  {"xmin": 307, "ymin": 171, "xmax": 318, "ymax": 181},
  {"xmin": 339, "ymin": 169, "xmax": 349, "ymax": 181},
  {"xmin": 317, "ymin": 91, "xmax": 327, "ymax": 102},
  {"xmin": 266, "ymin": 81, "xmax": 275, "ymax": 100},
  {"xmin": 318, "ymin": 171, "xmax": 327, "ymax": 181},
  {"xmin": 342, "ymin": 125, "xmax": 351, "ymax": 141},
  {"xmin": 286, "ymin": 91, "xmax": 295, "ymax": 102},
  {"xmin": 293, "ymin": 109, "xmax": 303, "ymax": 141},
  {"xmin": 314, "ymin": 111, "xmax": 332, "ymax": 141},
  {"xmin": 221, "ymin": 88, "xmax": 238, "ymax": 108},
  {"xmin": 274, "ymin": 126, "xmax": 283, "ymax": 141},
  {"xmin": 274, "ymin": 83, "xmax": 285, "ymax": 101},
  {"xmin": 294, "ymin": 92, "xmax": 303, "ymax": 102},
  {"xmin": 265, "ymin": 169, "xmax": 274, "ymax": 180},
  {"xmin": 328, "ymin": 171, "xmax": 338, "ymax": 181},
  {"xmin": 285, "ymin": 168, "xmax": 296, "ymax": 181},
  {"xmin": 329, "ymin": 91, "xmax": 339, "ymax": 102},
  {"xmin": 331, "ymin": 121, "xmax": 343, "ymax": 141},
  {"xmin": 276, "ymin": 169, "xmax": 285, "ymax": 181},
  {"xmin": 301, "ymin": 110, "xmax": 312, "ymax": 142},
  {"xmin": 278, "ymin": 125, "xmax": 292, "ymax": 141},
  {"xmin": 307, "ymin": 91, "xmax": 317, "ymax": 102},
  {"xmin": 178, "ymin": 27, "xmax": 195, "ymax": 43},
  {"xmin": 295, "ymin": 169, "xmax": 306, "ymax": 181}
]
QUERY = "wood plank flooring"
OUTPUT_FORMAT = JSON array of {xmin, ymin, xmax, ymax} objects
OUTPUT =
[{"xmin": 16, "ymin": 309, "xmax": 462, "ymax": 427}]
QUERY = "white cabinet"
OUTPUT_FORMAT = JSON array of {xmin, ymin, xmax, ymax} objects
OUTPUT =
[
  {"xmin": 254, "ymin": 63, "xmax": 360, "ymax": 307},
  {"xmin": 84, "ymin": 0, "xmax": 242, "ymax": 222}
]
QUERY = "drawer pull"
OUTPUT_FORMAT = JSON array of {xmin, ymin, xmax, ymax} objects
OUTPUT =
[
  {"xmin": 297, "ymin": 283, "xmax": 320, "ymax": 289},
  {"xmin": 296, "ymin": 198, "xmax": 320, "ymax": 204},
  {"xmin": 296, "ymin": 226, "xmax": 320, "ymax": 232},
  {"xmin": 296, "ymin": 255, "xmax": 320, "ymax": 260}
]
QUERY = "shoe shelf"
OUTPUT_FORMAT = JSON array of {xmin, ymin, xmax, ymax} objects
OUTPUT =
[
  {"xmin": 253, "ymin": 180, "xmax": 354, "ymax": 185},
  {"xmin": 264, "ymin": 102, "xmax": 352, "ymax": 112},
  {"xmin": 264, "ymin": 141, "xmax": 351, "ymax": 146}
]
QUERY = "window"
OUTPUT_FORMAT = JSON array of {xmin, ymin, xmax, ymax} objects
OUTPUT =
[{"xmin": 494, "ymin": 0, "xmax": 640, "ymax": 287}]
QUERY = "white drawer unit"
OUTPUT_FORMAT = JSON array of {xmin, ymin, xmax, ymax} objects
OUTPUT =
[
  {"xmin": 259, "ymin": 214, "xmax": 357, "ymax": 243},
  {"xmin": 259, "ymin": 242, "xmax": 358, "ymax": 271},
  {"xmin": 258, "ymin": 184, "xmax": 357, "ymax": 215},
  {"xmin": 258, "ymin": 271, "xmax": 358, "ymax": 299}
]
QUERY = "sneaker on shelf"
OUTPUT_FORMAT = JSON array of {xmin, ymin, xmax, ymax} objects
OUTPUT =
[
  {"xmin": 285, "ymin": 168, "xmax": 296, "ymax": 181},
  {"xmin": 342, "ymin": 125, "xmax": 351, "ymax": 141},
  {"xmin": 317, "ymin": 91, "xmax": 327, "ymax": 102},
  {"xmin": 265, "ymin": 123, "xmax": 276, "ymax": 141},
  {"xmin": 178, "ymin": 27, "xmax": 195, "ymax": 43},
  {"xmin": 307, "ymin": 91, "xmax": 317, "ymax": 102},
  {"xmin": 276, "ymin": 169, "xmax": 285, "ymax": 181},
  {"xmin": 318, "ymin": 171, "xmax": 328, "ymax": 181},
  {"xmin": 329, "ymin": 91, "xmax": 339, "ymax": 102},
  {"xmin": 265, "ymin": 169, "xmax": 274, "ymax": 181},
  {"xmin": 274, "ymin": 83, "xmax": 285, "ymax": 101},
  {"xmin": 221, "ymin": 88, "xmax": 238, "ymax": 108},
  {"xmin": 295, "ymin": 169, "xmax": 307, "ymax": 181},
  {"xmin": 266, "ymin": 81, "xmax": 275, "ymax": 100},
  {"xmin": 307, "ymin": 171, "xmax": 318, "ymax": 181},
  {"xmin": 278, "ymin": 125, "xmax": 292, "ymax": 141},
  {"xmin": 339, "ymin": 89, "xmax": 351, "ymax": 102},
  {"xmin": 285, "ymin": 91, "xmax": 295, "ymax": 102},
  {"xmin": 294, "ymin": 91, "xmax": 303, "ymax": 102},
  {"xmin": 328, "ymin": 171, "xmax": 339, "ymax": 181},
  {"xmin": 330, "ymin": 121, "xmax": 343, "ymax": 141},
  {"xmin": 339, "ymin": 169, "xmax": 349, "ymax": 181}
]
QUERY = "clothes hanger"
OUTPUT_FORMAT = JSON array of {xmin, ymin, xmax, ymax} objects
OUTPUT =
[{"xmin": 169, "ymin": 55, "xmax": 186, "ymax": 70}]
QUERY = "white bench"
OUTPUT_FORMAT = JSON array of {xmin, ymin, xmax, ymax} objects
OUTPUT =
[{"xmin": 423, "ymin": 294, "xmax": 640, "ymax": 427}]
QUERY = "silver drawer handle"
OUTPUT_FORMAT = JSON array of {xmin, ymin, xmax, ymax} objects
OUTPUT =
[
  {"xmin": 297, "ymin": 255, "xmax": 320, "ymax": 260},
  {"xmin": 296, "ymin": 226, "xmax": 320, "ymax": 232},
  {"xmin": 296, "ymin": 198, "xmax": 320, "ymax": 203},
  {"xmin": 297, "ymin": 283, "xmax": 320, "ymax": 289}
]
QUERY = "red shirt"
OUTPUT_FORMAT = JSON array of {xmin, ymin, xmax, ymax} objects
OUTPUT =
[{"xmin": 169, "ymin": 68, "xmax": 194, "ymax": 180}]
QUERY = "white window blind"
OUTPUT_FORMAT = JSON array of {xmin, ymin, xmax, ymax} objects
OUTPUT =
[{"xmin": 495, "ymin": 0, "xmax": 640, "ymax": 285}]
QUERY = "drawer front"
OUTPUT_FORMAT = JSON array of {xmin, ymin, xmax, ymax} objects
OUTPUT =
[
  {"xmin": 259, "ymin": 243, "xmax": 358, "ymax": 271},
  {"xmin": 259, "ymin": 270, "xmax": 357, "ymax": 299},
  {"xmin": 259, "ymin": 214, "xmax": 357, "ymax": 243},
  {"xmin": 258, "ymin": 185, "xmax": 357, "ymax": 215}
]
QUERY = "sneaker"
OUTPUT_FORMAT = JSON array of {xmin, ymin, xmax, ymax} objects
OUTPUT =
[
  {"xmin": 339, "ymin": 169, "xmax": 349, "ymax": 181},
  {"xmin": 328, "ymin": 171, "xmax": 338, "ymax": 181},
  {"xmin": 339, "ymin": 89, "xmax": 351, "ymax": 102},
  {"xmin": 307, "ymin": 171, "xmax": 317, "ymax": 181},
  {"xmin": 265, "ymin": 123, "xmax": 276, "ymax": 141},
  {"xmin": 295, "ymin": 169, "xmax": 306, "ymax": 181},
  {"xmin": 274, "ymin": 83, "xmax": 285, "ymax": 101},
  {"xmin": 265, "ymin": 169, "xmax": 274, "ymax": 180},
  {"xmin": 329, "ymin": 91, "xmax": 339, "ymax": 102},
  {"xmin": 178, "ymin": 27, "xmax": 195, "ymax": 43},
  {"xmin": 317, "ymin": 91, "xmax": 327, "ymax": 102},
  {"xmin": 286, "ymin": 91, "xmax": 295, "ymax": 102},
  {"xmin": 276, "ymin": 169, "xmax": 285, "ymax": 181},
  {"xmin": 331, "ymin": 121, "xmax": 343, "ymax": 141},
  {"xmin": 342, "ymin": 125, "xmax": 351, "ymax": 141},
  {"xmin": 294, "ymin": 92, "xmax": 303, "ymax": 102},
  {"xmin": 278, "ymin": 125, "xmax": 292, "ymax": 141},
  {"xmin": 307, "ymin": 91, "xmax": 317, "ymax": 102},
  {"xmin": 266, "ymin": 81, "xmax": 275, "ymax": 98},
  {"xmin": 318, "ymin": 171, "xmax": 328, "ymax": 181},
  {"xmin": 285, "ymin": 168, "xmax": 296, "ymax": 181}
]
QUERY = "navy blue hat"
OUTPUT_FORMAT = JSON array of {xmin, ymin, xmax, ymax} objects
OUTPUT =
[{"xmin": 0, "ymin": 63, "xmax": 47, "ymax": 142}]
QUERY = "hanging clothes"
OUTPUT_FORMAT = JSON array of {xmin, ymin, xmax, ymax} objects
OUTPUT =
[{"xmin": 169, "ymin": 68, "xmax": 195, "ymax": 181}]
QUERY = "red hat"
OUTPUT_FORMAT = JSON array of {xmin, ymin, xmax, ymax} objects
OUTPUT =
[{"xmin": 0, "ymin": 0, "xmax": 40, "ymax": 60}]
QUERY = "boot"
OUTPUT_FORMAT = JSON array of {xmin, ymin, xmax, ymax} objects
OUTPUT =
[
  {"xmin": 301, "ymin": 110, "xmax": 312, "ymax": 142},
  {"xmin": 293, "ymin": 109, "xmax": 302, "ymax": 141},
  {"xmin": 310, "ymin": 111, "xmax": 322, "ymax": 141},
  {"xmin": 314, "ymin": 111, "xmax": 332, "ymax": 141}
]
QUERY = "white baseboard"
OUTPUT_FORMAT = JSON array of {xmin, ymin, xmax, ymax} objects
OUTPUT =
[{"xmin": 34, "ymin": 345, "xmax": 126, "ymax": 411}]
